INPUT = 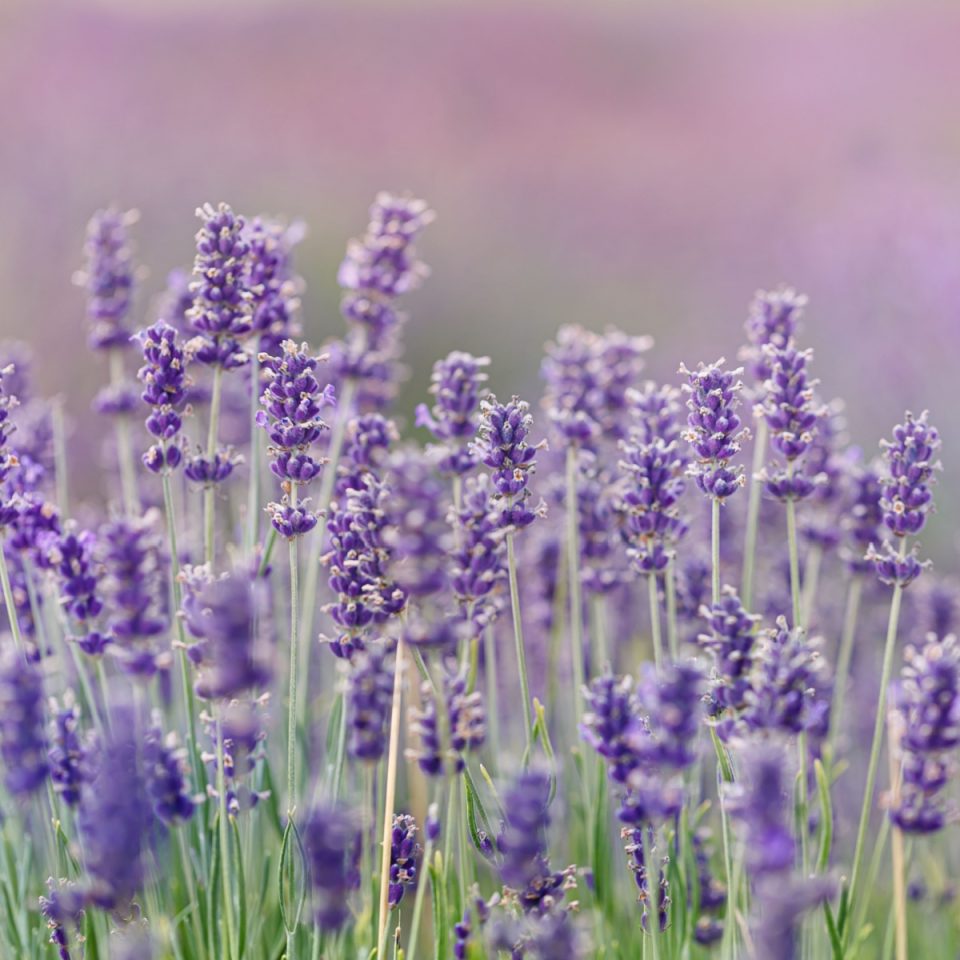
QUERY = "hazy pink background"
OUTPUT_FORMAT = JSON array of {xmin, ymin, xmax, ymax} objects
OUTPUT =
[{"xmin": 1, "ymin": 0, "xmax": 958, "ymax": 546}]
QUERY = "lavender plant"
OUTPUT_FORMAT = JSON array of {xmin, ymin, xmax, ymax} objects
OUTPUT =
[{"xmin": 0, "ymin": 198, "xmax": 955, "ymax": 960}]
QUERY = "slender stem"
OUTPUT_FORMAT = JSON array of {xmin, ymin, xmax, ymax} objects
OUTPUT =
[
  {"xmin": 647, "ymin": 574, "xmax": 663, "ymax": 669},
  {"xmin": 506, "ymin": 531, "xmax": 534, "ymax": 753},
  {"xmin": 845, "ymin": 537, "xmax": 907, "ymax": 946},
  {"xmin": 664, "ymin": 556, "xmax": 679, "ymax": 660},
  {"xmin": 287, "ymin": 485, "xmax": 301, "ymax": 816},
  {"xmin": 828, "ymin": 576, "xmax": 863, "ymax": 755},
  {"xmin": 644, "ymin": 830, "xmax": 661, "ymax": 960},
  {"xmin": 300, "ymin": 377, "xmax": 356, "ymax": 649},
  {"xmin": 800, "ymin": 544, "xmax": 822, "ymax": 629},
  {"xmin": 216, "ymin": 711, "xmax": 237, "ymax": 960},
  {"xmin": 0, "ymin": 544, "xmax": 24, "ymax": 653},
  {"xmin": 330, "ymin": 689, "xmax": 349, "ymax": 802},
  {"xmin": 377, "ymin": 637, "xmax": 406, "ymax": 958},
  {"xmin": 109, "ymin": 348, "xmax": 139, "ymax": 516},
  {"xmin": 565, "ymin": 446, "xmax": 586, "ymax": 709},
  {"xmin": 785, "ymin": 496, "xmax": 802, "ymax": 630},
  {"xmin": 203, "ymin": 364, "xmax": 224, "ymax": 566},
  {"xmin": 246, "ymin": 338, "xmax": 262, "ymax": 556},
  {"xmin": 887, "ymin": 710, "xmax": 908, "ymax": 960},
  {"xmin": 741, "ymin": 419, "xmax": 767, "ymax": 610},
  {"xmin": 405, "ymin": 828, "xmax": 434, "ymax": 960},
  {"xmin": 711, "ymin": 499, "xmax": 721, "ymax": 605},
  {"xmin": 484, "ymin": 625, "xmax": 500, "ymax": 777}
]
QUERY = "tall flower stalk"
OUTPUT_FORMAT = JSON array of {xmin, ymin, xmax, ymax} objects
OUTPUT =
[{"xmin": 844, "ymin": 411, "xmax": 941, "ymax": 947}]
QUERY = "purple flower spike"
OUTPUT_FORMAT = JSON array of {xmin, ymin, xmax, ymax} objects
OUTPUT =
[
  {"xmin": 581, "ymin": 671, "xmax": 642, "ymax": 784},
  {"xmin": 143, "ymin": 712, "xmax": 196, "ymax": 826},
  {"xmin": 889, "ymin": 634, "xmax": 960, "ymax": 834},
  {"xmin": 244, "ymin": 217, "xmax": 305, "ymax": 355},
  {"xmin": 840, "ymin": 461, "xmax": 884, "ymax": 574},
  {"xmin": 137, "ymin": 321, "xmax": 188, "ymax": 474},
  {"xmin": 622, "ymin": 826, "xmax": 670, "ymax": 932},
  {"xmin": 388, "ymin": 813, "xmax": 420, "ymax": 908},
  {"xmin": 186, "ymin": 202, "xmax": 255, "ymax": 369},
  {"xmin": 257, "ymin": 339, "xmax": 334, "ymax": 537},
  {"xmin": 698, "ymin": 587, "xmax": 760, "ymax": 734},
  {"xmin": 304, "ymin": 803, "xmax": 361, "ymax": 932},
  {"xmin": 0, "ymin": 647, "xmax": 49, "ymax": 796},
  {"xmin": 75, "ymin": 208, "xmax": 139, "ymax": 352},
  {"xmin": 727, "ymin": 744, "xmax": 795, "ymax": 877},
  {"xmin": 627, "ymin": 382, "xmax": 684, "ymax": 445},
  {"xmin": 78, "ymin": 703, "xmax": 151, "ymax": 911},
  {"xmin": 618, "ymin": 433, "xmax": 688, "ymax": 574},
  {"xmin": 741, "ymin": 286, "xmax": 806, "ymax": 384},
  {"xmin": 416, "ymin": 350, "xmax": 490, "ymax": 474},
  {"xmin": 346, "ymin": 645, "xmax": 394, "ymax": 762},
  {"xmin": 184, "ymin": 569, "xmax": 272, "ymax": 701},
  {"xmin": 879, "ymin": 411, "xmax": 941, "ymax": 538},
  {"xmin": 48, "ymin": 697, "xmax": 92, "ymax": 808},
  {"xmin": 473, "ymin": 395, "xmax": 544, "ymax": 530},
  {"xmin": 679, "ymin": 359, "xmax": 748, "ymax": 501}
]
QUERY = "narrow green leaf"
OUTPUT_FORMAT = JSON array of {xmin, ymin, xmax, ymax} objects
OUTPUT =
[
  {"xmin": 462, "ymin": 767, "xmax": 494, "ymax": 861},
  {"xmin": 814, "ymin": 759, "xmax": 833, "ymax": 874}
]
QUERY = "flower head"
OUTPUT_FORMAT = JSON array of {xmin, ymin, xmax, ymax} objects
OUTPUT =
[
  {"xmin": 388, "ymin": 814, "xmax": 420, "ymax": 908},
  {"xmin": 0, "ymin": 647, "xmax": 49, "ymax": 796},
  {"xmin": 741, "ymin": 286, "xmax": 806, "ymax": 384},
  {"xmin": 304, "ymin": 803, "xmax": 361, "ymax": 932}
]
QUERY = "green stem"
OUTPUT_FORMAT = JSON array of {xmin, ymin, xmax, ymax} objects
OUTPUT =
[
  {"xmin": 506, "ymin": 531, "xmax": 534, "ymax": 754},
  {"xmin": 644, "ymin": 831, "xmax": 661, "ymax": 960},
  {"xmin": 648, "ymin": 574, "xmax": 663, "ymax": 669},
  {"xmin": 287, "ymin": 484, "xmax": 301, "ymax": 816},
  {"xmin": 0, "ymin": 544, "xmax": 24, "ymax": 653},
  {"xmin": 711, "ymin": 499, "xmax": 722, "ymax": 606},
  {"xmin": 565, "ymin": 446, "xmax": 586, "ymax": 710},
  {"xmin": 216, "ymin": 712, "xmax": 237, "ymax": 960},
  {"xmin": 484, "ymin": 625, "xmax": 500, "ymax": 778},
  {"xmin": 665, "ymin": 555, "xmax": 679, "ymax": 660},
  {"xmin": 741, "ymin": 418, "xmax": 767, "ymax": 610},
  {"xmin": 405, "ymin": 830, "xmax": 434, "ymax": 960},
  {"xmin": 203, "ymin": 364, "xmax": 224, "ymax": 566},
  {"xmin": 377, "ymin": 637, "xmax": 407, "ymax": 958},
  {"xmin": 800, "ymin": 544, "xmax": 822, "ymax": 629},
  {"xmin": 51, "ymin": 395, "xmax": 69, "ymax": 516},
  {"xmin": 785, "ymin": 495, "xmax": 802, "ymax": 630},
  {"xmin": 844, "ymin": 537, "xmax": 908, "ymax": 948},
  {"xmin": 246, "ymin": 337, "xmax": 262, "ymax": 556},
  {"xmin": 109, "ymin": 348, "xmax": 139, "ymax": 516},
  {"xmin": 828, "ymin": 576, "xmax": 863, "ymax": 757}
]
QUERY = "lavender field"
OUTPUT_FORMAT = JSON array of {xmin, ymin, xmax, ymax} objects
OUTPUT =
[{"xmin": 0, "ymin": 2, "xmax": 958, "ymax": 959}]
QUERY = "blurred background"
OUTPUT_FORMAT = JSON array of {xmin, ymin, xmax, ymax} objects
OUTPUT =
[{"xmin": 1, "ymin": 0, "xmax": 957, "ymax": 553}]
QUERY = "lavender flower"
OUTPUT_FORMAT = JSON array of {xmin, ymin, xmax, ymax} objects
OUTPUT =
[
  {"xmin": 744, "ymin": 617, "xmax": 832, "ymax": 740},
  {"xmin": 889, "ymin": 634, "xmax": 960, "ymax": 833},
  {"xmin": 618, "ymin": 433, "xmax": 687, "ymax": 574},
  {"xmin": 679, "ymin": 359, "xmax": 748, "ymax": 501},
  {"xmin": 324, "ymin": 474, "xmax": 406, "ymax": 659},
  {"xmin": 0, "ymin": 647, "xmax": 48, "ymax": 795},
  {"xmin": 244, "ymin": 216, "xmax": 305, "ymax": 354},
  {"xmin": 840, "ymin": 460, "xmax": 884, "ymax": 573},
  {"xmin": 409, "ymin": 662, "xmax": 486, "ymax": 775},
  {"xmin": 48, "ymin": 697, "xmax": 91, "ymax": 807},
  {"xmin": 143, "ymin": 713, "xmax": 195, "ymax": 825},
  {"xmin": 497, "ymin": 769, "xmax": 573, "ymax": 914},
  {"xmin": 450, "ymin": 473, "xmax": 506, "ymax": 632},
  {"xmin": 184, "ymin": 569, "xmax": 272, "ymax": 700},
  {"xmin": 622, "ymin": 826, "xmax": 669, "ymax": 932},
  {"xmin": 346, "ymin": 645, "xmax": 394, "ymax": 762},
  {"xmin": 304, "ymin": 803, "xmax": 360, "ymax": 932},
  {"xmin": 727, "ymin": 744, "xmax": 795, "ymax": 877},
  {"xmin": 627, "ymin": 382, "xmax": 684, "ymax": 445},
  {"xmin": 756, "ymin": 341, "xmax": 825, "ymax": 501},
  {"xmin": 581, "ymin": 671, "xmax": 643, "ymax": 785},
  {"xmin": 473, "ymin": 395, "xmax": 543, "ymax": 529},
  {"xmin": 257, "ymin": 339, "xmax": 335, "ymax": 537},
  {"xmin": 416, "ymin": 351, "xmax": 490, "ymax": 474},
  {"xmin": 40, "ymin": 880, "xmax": 84, "ymax": 960},
  {"xmin": 200, "ymin": 698, "xmax": 270, "ymax": 816},
  {"xmin": 75, "ymin": 208, "xmax": 139, "ymax": 351},
  {"xmin": 692, "ymin": 830, "xmax": 725, "ymax": 945},
  {"xmin": 137, "ymin": 321, "xmax": 188, "ymax": 474},
  {"xmin": 328, "ymin": 193, "xmax": 434, "ymax": 411},
  {"xmin": 336, "ymin": 413, "xmax": 396, "ymax": 496},
  {"xmin": 97, "ymin": 514, "xmax": 168, "ymax": 677},
  {"xmin": 388, "ymin": 813, "xmax": 420, "ymax": 908},
  {"xmin": 185, "ymin": 202, "xmax": 254, "ymax": 369},
  {"xmin": 698, "ymin": 587, "xmax": 760, "ymax": 732},
  {"xmin": 868, "ymin": 411, "xmax": 941, "ymax": 587},
  {"xmin": 741, "ymin": 286, "xmax": 806, "ymax": 384},
  {"xmin": 78, "ymin": 705, "xmax": 151, "ymax": 910}
]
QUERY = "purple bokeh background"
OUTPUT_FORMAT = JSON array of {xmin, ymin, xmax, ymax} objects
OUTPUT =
[{"xmin": 1, "ymin": 0, "xmax": 958, "ymax": 553}]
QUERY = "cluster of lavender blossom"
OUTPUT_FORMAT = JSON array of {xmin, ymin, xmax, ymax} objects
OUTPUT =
[{"xmin": 0, "ymin": 192, "xmax": 954, "ymax": 960}]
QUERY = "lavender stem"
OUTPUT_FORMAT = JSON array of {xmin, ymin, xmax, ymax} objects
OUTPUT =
[
  {"xmin": 565, "ymin": 446, "xmax": 586, "ymax": 714},
  {"xmin": 740, "ymin": 419, "xmax": 767, "ymax": 609},
  {"xmin": 845, "ymin": 536, "xmax": 908, "ymax": 947},
  {"xmin": 109, "ymin": 347, "xmax": 139, "ymax": 516},
  {"xmin": 376, "ymin": 636, "xmax": 407, "ymax": 957},
  {"xmin": 203, "ymin": 364, "xmax": 224, "ymax": 565},
  {"xmin": 506, "ymin": 531, "xmax": 534, "ymax": 753},
  {"xmin": 828, "ymin": 576, "xmax": 863, "ymax": 755},
  {"xmin": 648, "ymin": 574, "xmax": 663, "ymax": 670}
]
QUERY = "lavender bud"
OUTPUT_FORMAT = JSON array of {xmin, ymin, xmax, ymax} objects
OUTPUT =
[
  {"xmin": 304, "ymin": 803, "xmax": 361, "ymax": 932},
  {"xmin": 244, "ymin": 217, "xmax": 305, "ymax": 354},
  {"xmin": 0, "ymin": 647, "xmax": 49, "ymax": 796},
  {"xmin": 346, "ymin": 645, "xmax": 394, "ymax": 763},
  {"xmin": 879, "ymin": 410, "xmax": 941, "ymax": 538},
  {"xmin": 136, "ymin": 321, "xmax": 188, "ymax": 474},
  {"xmin": 388, "ymin": 813, "xmax": 420, "ymax": 908},
  {"xmin": 622, "ymin": 826, "xmax": 670, "ymax": 932},
  {"xmin": 741, "ymin": 286, "xmax": 806, "ymax": 384},
  {"xmin": 47, "ymin": 697, "xmax": 92, "ymax": 808},
  {"xmin": 75, "ymin": 208, "xmax": 139, "ymax": 351},
  {"xmin": 679, "ymin": 359, "xmax": 748, "ymax": 501},
  {"xmin": 143, "ymin": 712, "xmax": 195, "ymax": 826}
]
